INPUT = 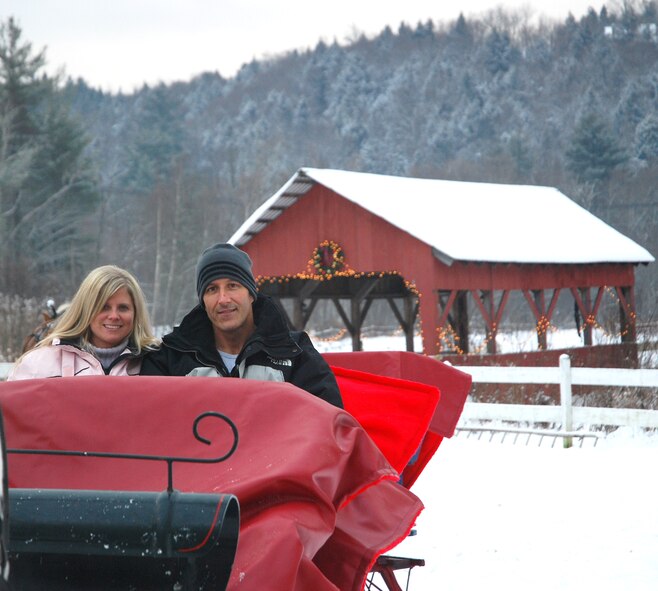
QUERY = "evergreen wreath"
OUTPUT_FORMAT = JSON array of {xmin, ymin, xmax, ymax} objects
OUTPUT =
[{"xmin": 312, "ymin": 240, "xmax": 345, "ymax": 276}]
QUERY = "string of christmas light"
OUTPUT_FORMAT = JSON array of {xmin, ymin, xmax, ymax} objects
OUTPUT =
[
  {"xmin": 256, "ymin": 269, "xmax": 421, "ymax": 296},
  {"xmin": 469, "ymin": 332, "xmax": 496, "ymax": 355},
  {"xmin": 572, "ymin": 285, "xmax": 637, "ymax": 340},
  {"xmin": 536, "ymin": 314, "xmax": 551, "ymax": 336},
  {"xmin": 436, "ymin": 325, "xmax": 464, "ymax": 355},
  {"xmin": 601, "ymin": 285, "xmax": 637, "ymax": 339}
]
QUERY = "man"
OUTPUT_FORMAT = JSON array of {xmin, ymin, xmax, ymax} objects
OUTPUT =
[{"xmin": 141, "ymin": 243, "xmax": 343, "ymax": 408}]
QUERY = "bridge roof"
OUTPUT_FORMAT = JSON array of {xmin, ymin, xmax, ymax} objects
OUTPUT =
[{"xmin": 230, "ymin": 167, "xmax": 654, "ymax": 266}]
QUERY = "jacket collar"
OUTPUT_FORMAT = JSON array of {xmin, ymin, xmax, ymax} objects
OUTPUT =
[
  {"xmin": 166, "ymin": 295, "xmax": 297, "ymax": 354},
  {"xmin": 55, "ymin": 337, "xmax": 141, "ymax": 358}
]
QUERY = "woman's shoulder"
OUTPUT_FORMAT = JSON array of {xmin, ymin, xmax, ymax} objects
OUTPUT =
[
  {"xmin": 8, "ymin": 342, "xmax": 92, "ymax": 380},
  {"xmin": 19, "ymin": 342, "xmax": 68, "ymax": 361},
  {"xmin": 8, "ymin": 345, "xmax": 61, "ymax": 381}
]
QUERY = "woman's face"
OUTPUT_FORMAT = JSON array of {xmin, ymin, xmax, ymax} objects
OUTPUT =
[{"xmin": 89, "ymin": 287, "xmax": 135, "ymax": 348}]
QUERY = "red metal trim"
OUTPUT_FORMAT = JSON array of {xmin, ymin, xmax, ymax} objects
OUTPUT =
[{"xmin": 178, "ymin": 499, "xmax": 223, "ymax": 553}]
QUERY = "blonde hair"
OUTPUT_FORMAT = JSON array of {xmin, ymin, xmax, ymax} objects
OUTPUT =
[{"xmin": 37, "ymin": 265, "xmax": 160, "ymax": 354}]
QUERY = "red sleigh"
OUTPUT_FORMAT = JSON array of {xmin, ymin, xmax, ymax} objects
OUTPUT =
[{"xmin": 0, "ymin": 351, "xmax": 470, "ymax": 590}]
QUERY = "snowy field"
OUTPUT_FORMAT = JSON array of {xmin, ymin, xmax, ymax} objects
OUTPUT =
[
  {"xmin": 312, "ymin": 325, "xmax": 642, "ymax": 355},
  {"xmin": 314, "ymin": 332, "xmax": 658, "ymax": 591},
  {"xmin": 383, "ymin": 429, "xmax": 658, "ymax": 591}
]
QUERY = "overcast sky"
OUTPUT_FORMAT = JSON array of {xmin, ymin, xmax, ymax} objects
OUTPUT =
[{"xmin": 4, "ymin": 1, "xmax": 605, "ymax": 93}]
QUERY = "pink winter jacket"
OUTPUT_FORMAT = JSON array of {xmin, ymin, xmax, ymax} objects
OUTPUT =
[{"xmin": 8, "ymin": 341, "xmax": 142, "ymax": 380}]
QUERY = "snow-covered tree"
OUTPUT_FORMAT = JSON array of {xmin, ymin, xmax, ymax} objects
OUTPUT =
[
  {"xmin": 565, "ymin": 113, "xmax": 627, "ymax": 184},
  {"xmin": 634, "ymin": 113, "xmax": 658, "ymax": 160},
  {"xmin": 0, "ymin": 18, "xmax": 98, "ymax": 296}
]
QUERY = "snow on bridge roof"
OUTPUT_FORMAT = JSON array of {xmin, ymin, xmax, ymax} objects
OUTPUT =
[{"xmin": 230, "ymin": 167, "xmax": 654, "ymax": 265}]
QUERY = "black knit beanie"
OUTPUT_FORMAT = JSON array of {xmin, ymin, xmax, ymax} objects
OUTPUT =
[{"xmin": 196, "ymin": 243, "xmax": 258, "ymax": 305}]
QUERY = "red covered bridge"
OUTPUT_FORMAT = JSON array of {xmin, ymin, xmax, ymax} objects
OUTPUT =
[{"xmin": 229, "ymin": 168, "xmax": 654, "ymax": 363}]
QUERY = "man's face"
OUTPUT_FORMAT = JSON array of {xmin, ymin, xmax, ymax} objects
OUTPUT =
[{"xmin": 202, "ymin": 277, "xmax": 255, "ymax": 342}]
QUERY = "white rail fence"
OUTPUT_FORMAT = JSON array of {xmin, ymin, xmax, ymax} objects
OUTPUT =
[{"xmin": 455, "ymin": 354, "xmax": 658, "ymax": 447}]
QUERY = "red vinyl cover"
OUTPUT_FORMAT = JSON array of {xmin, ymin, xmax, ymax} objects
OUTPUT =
[
  {"xmin": 324, "ymin": 351, "xmax": 471, "ymax": 437},
  {"xmin": 325, "ymin": 351, "xmax": 472, "ymax": 488},
  {"xmin": 332, "ymin": 365, "xmax": 440, "ymax": 475},
  {"xmin": 0, "ymin": 375, "xmax": 425, "ymax": 591}
]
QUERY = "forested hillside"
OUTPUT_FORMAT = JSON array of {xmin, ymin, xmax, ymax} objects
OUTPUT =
[{"xmin": 1, "ymin": 3, "xmax": 657, "ymax": 354}]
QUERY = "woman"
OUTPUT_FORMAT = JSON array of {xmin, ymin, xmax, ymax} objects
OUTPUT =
[{"xmin": 8, "ymin": 266, "xmax": 159, "ymax": 380}]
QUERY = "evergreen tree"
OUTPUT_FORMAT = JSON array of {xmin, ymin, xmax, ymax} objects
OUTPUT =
[
  {"xmin": 452, "ymin": 13, "xmax": 472, "ymax": 42},
  {"xmin": 634, "ymin": 113, "xmax": 658, "ymax": 160},
  {"xmin": 571, "ymin": 8, "xmax": 600, "ymax": 55},
  {"xmin": 483, "ymin": 28, "xmax": 517, "ymax": 75},
  {"xmin": 565, "ymin": 113, "xmax": 628, "ymax": 184},
  {"xmin": 0, "ymin": 18, "xmax": 98, "ymax": 296},
  {"xmin": 620, "ymin": 1, "xmax": 640, "ymax": 39}
]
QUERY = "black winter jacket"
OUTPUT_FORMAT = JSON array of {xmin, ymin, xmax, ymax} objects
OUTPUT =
[{"xmin": 140, "ymin": 295, "xmax": 343, "ymax": 409}]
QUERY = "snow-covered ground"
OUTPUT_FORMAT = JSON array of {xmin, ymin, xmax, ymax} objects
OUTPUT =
[
  {"xmin": 314, "ymin": 332, "xmax": 658, "ymax": 591},
  {"xmin": 312, "ymin": 325, "xmax": 640, "ymax": 355},
  {"xmin": 384, "ymin": 429, "xmax": 658, "ymax": 591}
]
